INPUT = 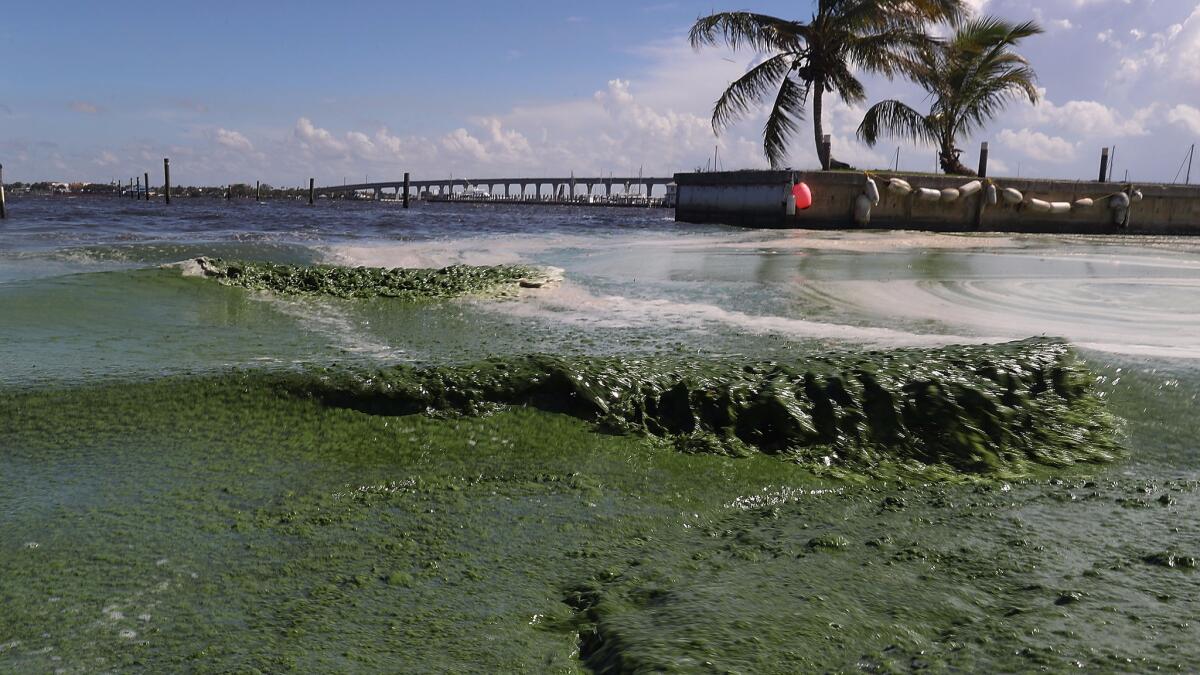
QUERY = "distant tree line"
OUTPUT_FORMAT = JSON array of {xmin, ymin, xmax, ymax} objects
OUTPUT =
[{"xmin": 2, "ymin": 182, "xmax": 317, "ymax": 198}]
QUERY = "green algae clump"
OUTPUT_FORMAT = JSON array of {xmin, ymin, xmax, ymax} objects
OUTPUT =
[
  {"xmin": 188, "ymin": 256, "xmax": 556, "ymax": 300},
  {"xmin": 291, "ymin": 338, "xmax": 1123, "ymax": 476}
]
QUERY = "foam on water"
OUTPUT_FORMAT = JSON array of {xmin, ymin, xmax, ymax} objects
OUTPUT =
[
  {"xmin": 257, "ymin": 294, "xmax": 408, "ymax": 362},
  {"xmin": 319, "ymin": 234, "xmax": 603, "ymax": 269},
  {"xmin": 792, "ymin": 276, "xmax": 1200, "ymax": 359},
  {"xmin": 319, "ymin": 226, "xmax": 1200, "ymax": 359},
  {"xmin": 318, "ymin": 230, "xmax": 1024, "ymax": 270},
  {"xmin": 485, "ymin": 280, "xmax": 1003, "ymax": 347}
]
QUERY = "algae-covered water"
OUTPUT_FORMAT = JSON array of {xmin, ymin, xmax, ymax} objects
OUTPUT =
[{"xmin": 2, "ymin": 196, "xmax": 1198, "ymax": 672}]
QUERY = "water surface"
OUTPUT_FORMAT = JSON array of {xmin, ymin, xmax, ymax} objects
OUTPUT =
[{"xmin": 1, "ymin": 195, "xmax": 1197, "ymax": 671}]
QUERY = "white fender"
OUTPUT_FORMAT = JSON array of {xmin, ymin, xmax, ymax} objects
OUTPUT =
[
  {"xmin": 1001, "ymin": 187, "xmax": 1023, "ymax": 204},
  {"xmin": 1049, "ymin": 201, "xmax": 1072, "ymax": 214},
  {"xmin": 786, "ymin": 194, "xmax": 797, "ymax": 216},
  {"xmin": 958, "ymin": 180, "xmax": 982, "ymax": 197},
  {"xmin": 986, "ymin": 184, "xmax": 998, "ymax": 205},
  {"xmin": 916, "ymin": 187, "xmax": 941, "ymax": 201},
  {"xmin": 887, "ymin": 178, "xmax": 913, "ymax": 195},
  {"xmin": 1132, "ymin": 189, "xmax": 1144, "ymax": 202},
  {"xmin": 940, "ymin": 188, "xmax": 961, "ymax": 202},
  {"xmin": 853, "ymin": 194, "xmax": 873, "ymax": 225},
  {"xmin": 1027, "ymin": 198, "xmax": 1053, "ymax": 213},
  {"xmin": 1072, "ymin": 198, "xmax": 1094, "ymax": 209},
  {"xmin": 864, "ymin": 177, "xmax": 880, "ymax": 205}
]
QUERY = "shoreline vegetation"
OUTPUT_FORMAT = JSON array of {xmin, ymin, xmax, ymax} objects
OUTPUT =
[{"xmin": 1, "ymin": 182, "xmax": 318, "ymax": 199}]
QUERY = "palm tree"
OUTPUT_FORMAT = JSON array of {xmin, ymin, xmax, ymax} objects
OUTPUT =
[
  {"xmin": 857, "ymin": 17, "xmax": 1043, "ymax": 175},
  {"xmin": 689, "ymin": 0, "xmax": 966, "ymax": 170}
]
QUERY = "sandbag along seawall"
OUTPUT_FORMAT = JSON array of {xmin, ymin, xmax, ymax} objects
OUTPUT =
[{"xmin": 674, "ymin": 169, "xmax": 1200, "ymax": 234}]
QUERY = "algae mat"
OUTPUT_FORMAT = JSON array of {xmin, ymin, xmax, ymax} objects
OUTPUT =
[
  {"xmin": 1, "ymin": 348, "xmax": 1195, "ymax": 672},
  {"xmin": 185, "ymin": 257, "xmax": 558, "ymax": 300}
]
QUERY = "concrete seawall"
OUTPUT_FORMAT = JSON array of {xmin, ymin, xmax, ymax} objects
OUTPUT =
[{"xmin": 674, "ymin": 170, "xmax": 1200, "ymax": 234}]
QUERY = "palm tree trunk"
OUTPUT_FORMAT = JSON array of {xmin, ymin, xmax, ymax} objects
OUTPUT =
[
  {"xmin": 939, "ymin": 137, "xmax": 975, "ymax": 176},
  {"xmin": 812, "ymin": 86, "xmax": 829, "ymax": 170}
]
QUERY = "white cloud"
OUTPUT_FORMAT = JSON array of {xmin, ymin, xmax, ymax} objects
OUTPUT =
[
  {"xmin": 1167, "ymin": 104, "xmax": 1200, "ymax": 135},
  {"xmin": 1022, "ymin": 94, "xmax": 1156, "ymax": 137},
  {"xmin": 1113, "ymin": 4, "xmax": 1200, "ymax": 84},
  {"xmin": 1032, "ymin": 8, "xmax": 1073, "ymax": 32},
  {"xmin": 69, "ymin": 101, "xmax": 101, "ymax": 114},
  {"xmin": 345, "ymin": 131, "xmax": 376, "ymax": 157},
  {"xmin": 294, "ymin": 117, "xmax": 348, "ymax": 156},
  {"xmin": 441, "ymin": 128, "xmax": 490, "ymax": 163},
  {"xmin": 963, "ymin": 0, "xmax": 989, "ymax": 14},
  {"xmin": 214, "ymin": 128, "xmax": 254, "ymax": 152},
  {"xmin": 997, "ymin": 128, "xmax": 1078, "ymax": 163}
]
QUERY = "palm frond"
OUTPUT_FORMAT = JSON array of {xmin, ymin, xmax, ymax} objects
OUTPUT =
[
  {"xmin": 864, "ymin": 13, "xmax": 1042, "ymax": 155},
  {"xmin": 849, "ymin": 27, "xmax": 939, "ymax": 78},
  {"xmin": 711, "ymin": 54, "xmax": 796, "ymax": 132},
  {"xmin": 838, "ymin": 0, "xmax": 966, "ymax": 32},
  {"xmin": 763, "ymin": 76, "xmax": 810, "ymax": 169},
  {"xmin": 857, "ymin": 99, "xmax": 935, "ymax": 146},
  {"xmin": 689, "ymin": 12, "xmax": 802, "ymax": 52},
  {"xmin": 827, "ymin": 64, "xmax": 867, "ymax": 104}
]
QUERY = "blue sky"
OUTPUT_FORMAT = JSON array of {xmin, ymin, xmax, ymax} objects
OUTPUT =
[{"xmin": 3, "ymin": 0, "xmax": 1199, "ymax": 185}]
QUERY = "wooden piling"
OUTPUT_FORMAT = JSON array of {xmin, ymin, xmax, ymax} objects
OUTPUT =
[
  {"xmin": 136, "ymin": 176, "xmax": 142, "ymax": 200},
  {"xmin": 403, "ymin": 172, "xmax": 410, "ymax": 208},
  {"xmin": 163, "ymin": 158, "xmax": 170, "ymax": 204},
  {"xmin": 0, "ymin": 163, "xmax": 7, "ymax": 219},
  {"xmin": 308, "ymin": 178, "xmax": 315, "ymax": 205},
  {"xmin": 977, "ymin": 142, "xmax": 989, "ymax": 178},
  {"xmin": 1098, "ymin": 148, "xmax": 1109, "ymax": 182},
  {"xmin": 256, "ymin": 180, "xmax": 261, "ymax": 201},
  {"xmin": 143, "ymin": 172, "xmax": 150, "ymax": 201}
]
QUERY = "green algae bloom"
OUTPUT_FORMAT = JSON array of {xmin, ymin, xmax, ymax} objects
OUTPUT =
[
  {"xmin": 188, "ymin": 256, "xmax": 556, "ymax": 300},
  {"xmin": 289, "ymin": 337, "xmax": 1122, "ymax": 475}
]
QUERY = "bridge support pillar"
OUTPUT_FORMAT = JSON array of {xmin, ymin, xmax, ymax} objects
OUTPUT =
[
  {"xmin": 586, "ymin": 183, "xmax": 594, "ymax": 196},
  {"xmin": 374, "ymin": 188, "xmax": 382, "ymax": 201},
  {"xmin": 605, "ymin": 182, "xmax": 612, "ymax": 197},
  {"xmin": 504, "ymin": 184, "xmax": 510, "ymax": 198},
  {"xmin": 645, "ymin": 183, "xmax": 654, "ymax": 198}
]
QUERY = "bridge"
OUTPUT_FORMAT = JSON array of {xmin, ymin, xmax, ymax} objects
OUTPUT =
[{"xmin": 315, "ymin": 175, "xmax": 674, "ymax": 200}]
